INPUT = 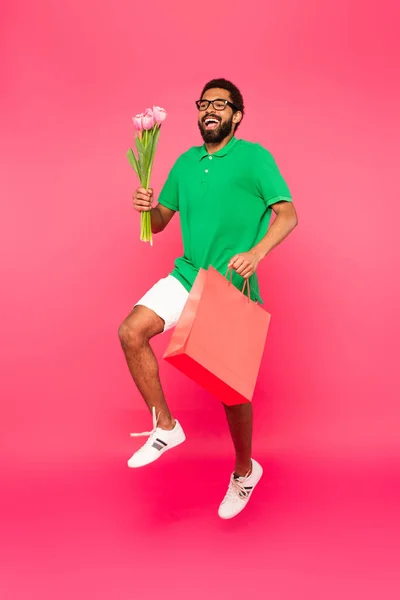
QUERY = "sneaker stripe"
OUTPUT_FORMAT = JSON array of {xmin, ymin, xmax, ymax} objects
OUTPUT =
[
  {"xmin": 155, "ymin": 438, "xmax": 168, "ymax": 447},
  {"xmin": 152, "ymin": 442, "xmax": 167, "ymax": 451}
]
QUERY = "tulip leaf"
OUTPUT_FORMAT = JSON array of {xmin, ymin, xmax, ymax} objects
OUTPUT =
[
  {"xmin": 135, "ymin": 136, "xmax": 150, "ymax": 182},
  {"xmin": 142, "ymin": 137, "xmax": 155, "ymax": 182},
  {"xmin": 151, "ymin": 126, "xmax": 161, "ymax": 156},
  {"xmin": 127, "ymin": 148, "xmax": 141, "ymax": 179},
  {"xmin": 135, "ymin": 136, "xmax": 146, "ymax": 157},
  {"xmin": 144, "ymin": 127, "xmax": 161, "ymax": 182},
  {"xmin": 134, "ymin": 127, "xmax": 162, "ymax": 188}
]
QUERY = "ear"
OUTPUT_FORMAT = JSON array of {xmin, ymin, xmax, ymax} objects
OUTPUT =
[{"xmin": 233, "ymin": 111, "xmax": 242, "ymax": 123}]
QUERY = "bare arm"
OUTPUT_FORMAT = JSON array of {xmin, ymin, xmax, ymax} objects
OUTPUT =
[
  {"xmin": 229, "ymin": 201, "xmax": 298, "ymax": 278},
  {"xmin": 132, "ymin": 187, "xmax": 176, "ymax": 233},
  {"xmin": 251, "ymin": 201, "xmax": 298, "ymax": 260},
  {"xmin": 150, "ymin": 203, "xmax": 176, "ymax": 233}
]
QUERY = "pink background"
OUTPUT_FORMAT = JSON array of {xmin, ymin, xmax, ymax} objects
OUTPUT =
[{"xmin": 1, "ymin": 0, "xmax": 399, "ymax": 598}]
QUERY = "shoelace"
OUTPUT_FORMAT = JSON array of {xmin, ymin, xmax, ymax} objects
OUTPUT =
[
  {"xmin": 129, "ymin": 407, "xmax": 160, "ymax": 452},
  {"xmin": 222, "ymin": 472, "xmax": 252, "ymax": 504}
]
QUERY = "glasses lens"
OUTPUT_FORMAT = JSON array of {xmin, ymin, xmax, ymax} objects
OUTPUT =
[
  {"xmin": 197, "ymin": 100, "xmax": 230, "ymax": 111},
  {"xmin": 213, "ymin": 101, "xmax": 227, "ymax": 111}
]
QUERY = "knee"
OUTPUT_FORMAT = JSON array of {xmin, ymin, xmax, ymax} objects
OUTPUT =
[{"xmin": 118, "ymin": 320, "xmax": 144, "ymax": 350}]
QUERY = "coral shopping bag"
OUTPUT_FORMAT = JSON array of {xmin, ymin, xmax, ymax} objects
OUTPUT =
[{"xmin": 163, "ymin": 267, "xmax": 271, "ymax": 405}]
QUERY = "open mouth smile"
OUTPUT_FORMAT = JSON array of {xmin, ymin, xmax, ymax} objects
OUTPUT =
[{"xmin": 203, "ymin": 117, "xmax": 221, "ymax": 130}]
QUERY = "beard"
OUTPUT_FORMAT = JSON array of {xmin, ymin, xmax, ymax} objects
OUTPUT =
[{"xmin": 198, "ymin": 114, "xmax": 234, "ymax": 143}]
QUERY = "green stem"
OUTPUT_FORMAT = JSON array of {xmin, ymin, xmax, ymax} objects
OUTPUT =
[{"xmin": 138, "ymin": 127, "xmax": 156, "ymax": 245}]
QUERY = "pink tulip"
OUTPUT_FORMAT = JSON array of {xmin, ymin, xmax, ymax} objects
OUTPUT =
[
  {"xmin": 132, "ymin": 113, "xmax": 144, "ymax": 131},
  {"xmin": 153, "ymin": 106, "xmax": 167, "ymax": 125},
  {"xmin": 142, "ymin": 111, "xmax": 155, "ymax": 130}
]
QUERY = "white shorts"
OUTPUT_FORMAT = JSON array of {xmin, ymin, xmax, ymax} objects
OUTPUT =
[{"xmin": 134, "ymin": 275, "xmax": 189, "ymax": 332}]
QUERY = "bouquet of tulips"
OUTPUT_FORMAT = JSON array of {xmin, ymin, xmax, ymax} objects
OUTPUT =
[{"xmin": 127, "ymin": 106, "xmax": 167, "ymax": 245}]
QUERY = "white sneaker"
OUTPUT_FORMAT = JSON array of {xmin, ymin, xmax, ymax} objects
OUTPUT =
[
  {"xmin": 127, "ymin": 407, "xmax": 186, "ymax": 468},
  {"xmin": 218, "ymin": 459, "xmax": 263, "ymax": 520}
]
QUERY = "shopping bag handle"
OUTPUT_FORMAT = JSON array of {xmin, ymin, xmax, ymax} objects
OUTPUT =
[{"xmin": 225, "ymin": 268, "xmax": 251, "ymax": 301}]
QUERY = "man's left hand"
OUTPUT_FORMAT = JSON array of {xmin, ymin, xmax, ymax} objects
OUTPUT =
[{"xmin": 228, "ymin": 250, "xmax": 261, "ymax": 279}]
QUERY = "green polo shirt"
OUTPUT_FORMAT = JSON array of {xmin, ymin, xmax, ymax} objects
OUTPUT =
[{"xmin": 158, "ymin": 136, "xmax": 292, "ymax": 304}]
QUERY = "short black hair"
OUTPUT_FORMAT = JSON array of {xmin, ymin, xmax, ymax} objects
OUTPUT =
[{"xmin": 200, "ymin": 78, "xmax": 244, "ymax": 131}]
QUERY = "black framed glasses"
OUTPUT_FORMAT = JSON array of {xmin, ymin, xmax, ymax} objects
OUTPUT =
[{"xmin": 195, "ymin": 98, "xmax": 239, "ymax": 112}]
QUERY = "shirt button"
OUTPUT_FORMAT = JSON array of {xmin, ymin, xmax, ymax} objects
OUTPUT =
[
  {"xmin": 209, "ymin": 156, "xmax": 213, "ymax": 160},
  {"xmin": 205, "ymin": 169, "xmax": 209, "ymax": 173}
]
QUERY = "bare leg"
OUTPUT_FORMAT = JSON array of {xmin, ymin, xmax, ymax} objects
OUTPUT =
[
  {"xmin": 223, "ymin": 403, "xmax": 253, "ymax": 477},
  {"xmin": 118, "ymin": 305, "xmax": 174, "ymax": 430}
]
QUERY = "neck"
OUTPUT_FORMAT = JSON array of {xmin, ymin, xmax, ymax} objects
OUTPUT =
[{"xmin": 205, "ymin": 132, "xmax": 235, "ymax": 155}]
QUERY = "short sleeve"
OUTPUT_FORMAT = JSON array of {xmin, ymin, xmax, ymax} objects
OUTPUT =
[
  {"xmin": 254, "ymin": 145, "xmax": 292, "ymax": 208},
  {"xmin": 158, "ymin": 158, "xmax": 180, "ymax": 211}
]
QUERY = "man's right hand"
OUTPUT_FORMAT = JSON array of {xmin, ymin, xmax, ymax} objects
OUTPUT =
[{"xmin": 132, "ymin": 187, "xmax": 154, "ymax": 212}]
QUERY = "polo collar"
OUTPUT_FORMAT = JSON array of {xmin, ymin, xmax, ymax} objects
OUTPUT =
[{"xmin": 198, "ymin": 136, "xmax": 238, "ymax": 160}]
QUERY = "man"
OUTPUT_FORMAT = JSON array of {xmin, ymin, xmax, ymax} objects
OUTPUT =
[{"xmin": 119, "ymin": 78, "xmax": 298, "ymax": 519}]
